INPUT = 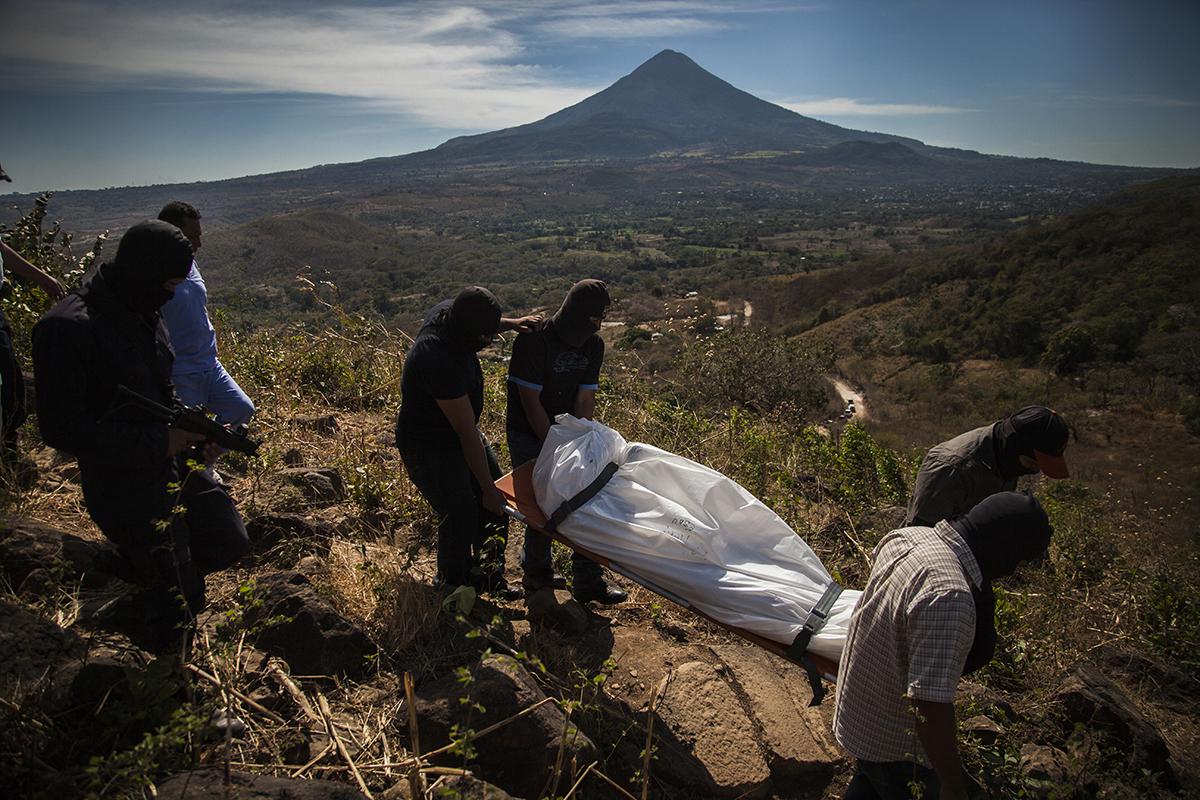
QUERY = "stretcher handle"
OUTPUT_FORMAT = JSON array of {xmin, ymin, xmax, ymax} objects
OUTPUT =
[{"xmin": 502, "ymin": 505, "xmax": 528, "ymax": 524}]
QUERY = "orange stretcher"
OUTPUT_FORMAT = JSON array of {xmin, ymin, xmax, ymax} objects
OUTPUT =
[{"xmin": 496, "ymin": 462, "xmax": 840, "ymax": 698}]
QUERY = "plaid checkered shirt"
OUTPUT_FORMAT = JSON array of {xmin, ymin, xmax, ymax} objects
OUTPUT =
[{"xmin": 832, "ymin": 521, "xmax": 983, "ymax": 765}]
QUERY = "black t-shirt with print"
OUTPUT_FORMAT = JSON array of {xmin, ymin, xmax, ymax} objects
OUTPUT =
[
  {"xmin": 395, "ymin": 300, "xmax": 483, "ymax": 450},
  {"xmin": 505, "ymin": 322, "xmax": 603, "ymax": 438}
]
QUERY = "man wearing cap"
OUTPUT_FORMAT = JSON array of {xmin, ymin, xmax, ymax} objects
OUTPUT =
[
  {"xmin": 835, "ymin": 492, "xmax": 1053, "ymax": 798},
  {"xmin": 905, "ymin": 405, "xmax": 1070, "ymax": 528},
  {"xmin": 506, "ymin": 279, "xmax": 627, "ymax": 605},
  {"xmin": 32, "ymin": 220, "xmax": 249, "ymax": 647}
]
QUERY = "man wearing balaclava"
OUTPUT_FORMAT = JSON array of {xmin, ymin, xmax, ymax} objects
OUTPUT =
[
  {"xmin": 506, "ymin": 279, "xmax": 627, "ymax": 605},
  {"xmin": 906, "ymin": 405, "xmax": 1070, "ymax": 528},
  {"xmin": 395, "ymin": 287, "xmax": 538, "ymax": 597},
  {"xmin": 834, "ymin": 492, "xmax": 1052, "ymax": 799},
  {"xmin": 31, "ymin": 220, "xmax": 249, "ymax": 649}
]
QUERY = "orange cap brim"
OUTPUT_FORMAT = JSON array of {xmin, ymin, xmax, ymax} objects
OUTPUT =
[{"xmin": 1034, "ymin": 449, "xmax": 1069, "ymax": 479}]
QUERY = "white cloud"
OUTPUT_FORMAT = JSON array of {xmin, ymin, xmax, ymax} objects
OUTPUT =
[
  {"xmin": 2, "ymin": 1, "xmax": 603, "ymax": 129},
  {"xmin": 537, "ymin": 15, "xmax": 726, "ymax": 38},
  {"xmin": 779, "ymin": 97, "xmax": 975, "ymax": 117}
]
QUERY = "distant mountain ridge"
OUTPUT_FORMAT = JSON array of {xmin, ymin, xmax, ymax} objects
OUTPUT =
[
  {"xmin": 422, "ymin": 50, "xmax": 924, "ymax": 163},
  {"xmin": 3, "ymin": 49, "xmax": 1185, "ymax": 238}
]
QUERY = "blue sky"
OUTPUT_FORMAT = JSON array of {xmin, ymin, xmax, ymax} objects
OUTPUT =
[{"xmin": 1, "ymin": 0, "xmax": 1197, "ymax": 191}]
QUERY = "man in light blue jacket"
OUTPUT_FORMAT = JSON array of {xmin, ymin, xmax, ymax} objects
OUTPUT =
[{"xmin": 157, "ymin": 201, "xmax": 254, "ymax": 428}]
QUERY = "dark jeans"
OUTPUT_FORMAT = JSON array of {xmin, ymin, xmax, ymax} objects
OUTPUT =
[
  {"xmin": 399, "ymin": 435, "xmax": 509, "ymax": 588},
  {"xmin": 98, "ymin": 459, "xmax": 248, "ymax": 638},
  {"xmin": 843, "ymin": 759, "xmax": 940, "ymax": 800},
  {"xmin": 0, "ymin": 306, "xmax": 27, "ymax": 456},
  {"xmin": 507, "ymin": 428, "xmax": 602, "ymax": 589}
]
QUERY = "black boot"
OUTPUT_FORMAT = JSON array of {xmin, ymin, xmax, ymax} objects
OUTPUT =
[{"xmin": 572, "ymin": 579, "xmax": 628, "ymax": 605}]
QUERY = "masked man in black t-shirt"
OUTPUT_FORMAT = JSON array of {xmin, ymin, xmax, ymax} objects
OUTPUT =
[
  {"xmin": 396, "ymin": 287, "xmax": 537, "ymax": 597},
  {"xmin": 506, "ymin": 279, "xmax": 628, "ymax": 605}
]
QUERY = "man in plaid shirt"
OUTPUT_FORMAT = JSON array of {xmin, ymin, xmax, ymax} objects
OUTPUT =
[{"xmin": 834, "ymin": 492, "xmax": 1052, "ymax": 799}]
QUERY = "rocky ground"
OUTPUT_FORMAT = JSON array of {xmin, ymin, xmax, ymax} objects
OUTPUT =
[{"xmin": 2, "ymin": 408, "xmax": 1197, "ymax": 799}]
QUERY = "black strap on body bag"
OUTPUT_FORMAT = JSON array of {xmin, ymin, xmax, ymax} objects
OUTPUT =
[
  {"xmin": 545, "ymin": 461, "xmax": 619, "ymax": 533},
  {"xmin": 786, "ymin": 581, "xmax": 844, "ymax": 706}
]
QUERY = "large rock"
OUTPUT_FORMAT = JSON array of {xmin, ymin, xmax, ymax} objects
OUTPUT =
[
  {"xmin": 1092, "ymin": 644, "xmax": 1200, "ymax": 716},
  {"xmin": 246, "ymin": 570, "xmax": 375, "ymax": 677},
  {"xmin": 708, "ymin": 645, "xmax": 841, "ymax": 786},
  {"xmin": 0, "ymin": 598, "xmax": 87, "ymax": 692},
  {"xmin": 653, "ymin": 660, "xmax": 772, "ymax": 798},
  {"xmin": 282, "ymin": 467, "xmax": 346, "ymax": 504},
  {"xmin": 244, "ymin": 512, "xmax": 335, "ymax": 556},
  {"xmin": 413, "ymin": 653, "xmax": 595, "ymax": 799},
  {"xmin": 158, "ymin": 768, "xmax": 367, "ymax": 799},
  {"xmin": 1019, "ymin": 743, "xmax": 1069, "ymax": 788},
  {"xmin": 0, "ymin": 518, "xmax": 114, "ymax": 593},
  {"xmin": 1051, "ymin": 662, "xmax": 1176, "ymax": 788},
  {"xmin": 525, "ymin": 588, "xmax": 589, "ymax": 636}
]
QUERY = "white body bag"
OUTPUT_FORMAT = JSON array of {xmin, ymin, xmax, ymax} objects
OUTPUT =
[{"xmin": 532, "ymin": 415, "xmax": 861, "ymax": 663}]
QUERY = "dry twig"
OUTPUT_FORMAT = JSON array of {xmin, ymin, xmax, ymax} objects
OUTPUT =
[{"xmin": 316, "ymin": 691, "xmax": 373, "ymax": 798}]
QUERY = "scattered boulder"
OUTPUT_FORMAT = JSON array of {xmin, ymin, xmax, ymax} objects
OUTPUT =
[
  {"xmin": 525, "ymin": 588, "xmax": 589, "ymax": 636},
  {"xmin": 1092, "ymin": 644, "xmax": 1200, "ymax": 716},
  {"xmin": 282, "ymin": 467, "xmax": 346, "ymax": 504},
  {"xmin": 245, "ymin": 570, "xmax": 375, "ymax": 677},
  {"xmin": 282, "ymin": 447, "xmax": 305, "ymax": 466},
  {"xmin": 653, "ymin": 660, "xmax": 772, "ymax": 798},
  {"xmin": 0, "ymin": 598, "xmax": 87, "ymax": 693},
  {"xmin": 1019, "ymin": 743, "xmax": 1072, "ymax": 794},
  {"xmin": 961, "ymin": 715, "xmax": 1004, "ymax": 746},
  {"xmin": 158, "ymin": 768, "xmax": 367, "ymax": 799},
  {"xmin": 413, "ymin": 653, "xmax": 595, "ymax": 799},
  {"xmin": 58, "ymin": 643, "xmax": 148, "ymax": 713},
  {"xmin": 294, "ymin": 414, "xmax": 341, "ymax": 435},
  {"xmin": 0, "ymin": 518, "xmax": 114, "ymax": 593},
  {"xmin": 708, "ymin": 645, "xmax": 841, "ymax": 786},
  {"xmin": 1051, "ymin": 662, "xmax": 1176, "ymax": 788},
  {"xmin": 244, "ymin": 512, "xmax": 335, "ymax": 555}
]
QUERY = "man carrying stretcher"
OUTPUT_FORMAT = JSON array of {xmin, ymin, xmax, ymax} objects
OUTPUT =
[{"xmin": 506, "ymin": 279, "xmax": 627, "ymax": 605}]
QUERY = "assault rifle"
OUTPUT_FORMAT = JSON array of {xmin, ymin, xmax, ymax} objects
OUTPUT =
[{"xmin": 112, "ymin": 385, "xmax": 261, "ymax": 456}]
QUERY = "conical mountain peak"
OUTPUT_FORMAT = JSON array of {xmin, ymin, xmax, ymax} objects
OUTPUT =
[{"xmin": 429, "ymin": 50, "xmax": 924, "ymax": 162}]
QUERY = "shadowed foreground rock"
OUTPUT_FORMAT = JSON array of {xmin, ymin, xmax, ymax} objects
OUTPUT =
[
  {"xmin": 525, "ymin": 587, "xmax": 589, "ymax": 636},
  {"xmin": 244, "ymin": 512, "xmax": 335, "ymax": 557},
  {"xmin": 414, "ymin": 653, "xmax": 595, "ymax": 799},
  {"xmin": 0, "ymin": 517, "xmax": 113, "ymax": 594},
  {"xmin": 246, "ymin": 570, "xmax": 376, "ymax": 677},
  {"xmin": 158, "ymin": 767, "xmax": 367, "ymax": 799},
  {"xmin": 1051, "ymin": 661, "xmax": 1177, "ymax": 789}
]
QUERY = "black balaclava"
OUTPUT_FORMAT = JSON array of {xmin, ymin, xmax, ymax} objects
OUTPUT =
[
  {"xmin": 102, "ymin": 220, "xmax": 193, "ymax": 313},
  {"xmin": 446, "ymin": 286, "xmax": 503, "ymax": 352},
  {"xmin": 949, "ymin": 492, "xmax": 1052, "ymax": 674},
  {"xmin": 550, "ymin": 279, "xmax": 610, "ymax": 348}
]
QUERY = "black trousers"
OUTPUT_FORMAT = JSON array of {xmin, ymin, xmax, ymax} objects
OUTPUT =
[
  {"xmin": 96, "ymin": 460, "xmax": 248, "ymax": 630},
  {"xmin": 398, "ymin": 435, "xmax": 509, "ymax": 588},
  {"xmin": 0, "ymin": 306, "xmax": 27, "ymax": 455},
  {"xmin": 843, "ymin": 759, "xmax": 940, "ymax": 800},
  {"xmin": 507, "ymin": 428, "xmax": 602, "ymax": 589}
]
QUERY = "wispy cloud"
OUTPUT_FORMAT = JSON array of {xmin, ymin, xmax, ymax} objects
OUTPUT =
[
  {"xmin": 1061, "ymin": 93, "xmax": 1199, "ymax": 109},
  {"xmin": 1, "ymin": 2, "xmax": 600, "ymax": 129},
  {"xmin": 537, "ymin": 16, "xmax": 727, "ymax": 38},
  {"xmin": 779, "ymin": 97, "xmax": 976, "ymax": 116},
  {"xmin": 0, "ymin": 1, "xmax": 793, "ymax": 129}
]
